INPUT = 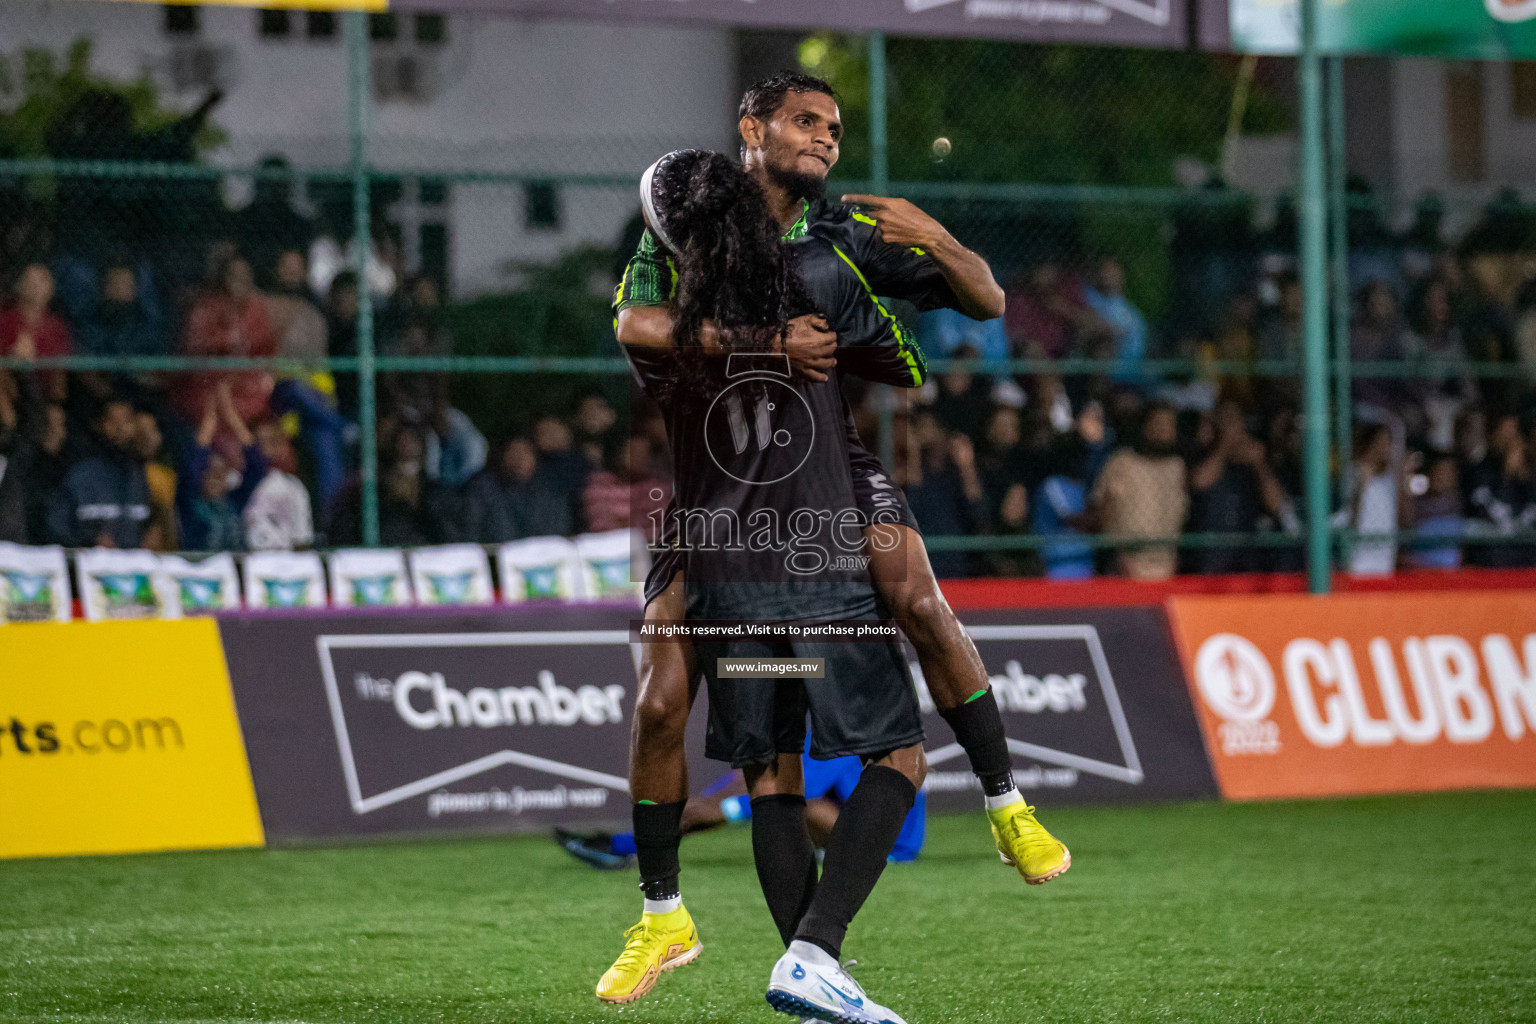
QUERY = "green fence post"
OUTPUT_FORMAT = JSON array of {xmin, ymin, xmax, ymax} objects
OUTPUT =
[
  {"xmin": 1299, "ymin": 0, "xmax": 1332, "ymax": 594},
  {"xmin": 346, "ymin": 11, "xmax": 379, "ymax": 547},
  {"xmin": 1328, "ymin": 55, "xmax": 1351, "ymax": 571},
  {"xmin": 869, "ymin": 29, "xmax": 896, "ymax": 473}
]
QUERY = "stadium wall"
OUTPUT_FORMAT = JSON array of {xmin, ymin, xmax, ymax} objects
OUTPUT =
[{"xmin": 3, "ymin": 583, "xmax": 1535, "ymax": 858}]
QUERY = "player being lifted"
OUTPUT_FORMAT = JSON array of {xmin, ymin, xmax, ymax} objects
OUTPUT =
[{"xmin": 596, "ymin": 74, "xmax": 1070, "ymax": 1006}]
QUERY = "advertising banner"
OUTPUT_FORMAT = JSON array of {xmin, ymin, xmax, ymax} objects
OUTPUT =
[
  {"xmin": 76, "ymin": 549, "xmax": 173, "ymax": 622},
  {"xmin": 0, "ymin": 619, "xmax": 265, "ymax": 859},
  {"xmin": 920, "ymin": 607, "xmax": 1217, "ymax": 810},
  {"xmin": 410, "ymin": 544, "xmax": 495, "ymax": 607},
  {"xmin": 219, "ymin": 604, "xmax": 639, "ymax": 842},
  {"xmin": 1204, "ymin": 0, "xmax": 1536, "ymax": 58},
  {"xmin": 393, "ymin": 0, "xmax": 1188, "ymax": 49},
  {"xmin": 0, "ymin": 543, "xmax": 72, "ymax": 624},
  {"xmin": 244, "ymin": 551, "xmax": 328, "ymax": 609},
  {"xmin": 159, "ymin": 553, "xmax": 242, "ymax": 616},
  {"xmin": 1167, "ymin": 591, "xmax": 1536, "ymax": 800}
]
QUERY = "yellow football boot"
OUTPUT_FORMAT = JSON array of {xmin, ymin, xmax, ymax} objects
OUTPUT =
[
  {"xmin": 595, "ymin": 905, "xmax": 702, "ymax": 1003},
  {"xmin": 987, "ymin": 799, "xmax": 1071, "ymax": 884}
]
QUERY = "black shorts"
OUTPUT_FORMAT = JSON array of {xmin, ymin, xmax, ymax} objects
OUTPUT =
[
  {"xmin": 846, "ymin": 437, "xmax": 920, "ymax": 533},
  {"xmin": 698, "ymin": 636, "xmax": 924, "ymax": 767}
]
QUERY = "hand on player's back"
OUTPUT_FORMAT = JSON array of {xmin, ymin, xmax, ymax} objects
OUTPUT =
[
  {"xmin": 783, "ymin": 314, "xmax": 837, "ymax": 382},
  {"xmin": 842, "ymin": 194, "xmax": 946, "ymax": 252}
]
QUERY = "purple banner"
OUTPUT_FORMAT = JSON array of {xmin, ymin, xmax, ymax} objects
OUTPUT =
[{"xmin": 393, "ymin": 0, "xmax": 1188, "ymax": 49}]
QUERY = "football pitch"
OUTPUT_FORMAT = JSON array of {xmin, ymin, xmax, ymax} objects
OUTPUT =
[{"xmin": 3, "ymin": 790, "xmax": 1533, "ymax": 1024}]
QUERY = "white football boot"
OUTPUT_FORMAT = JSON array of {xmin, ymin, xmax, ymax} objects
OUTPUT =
[{"xmin": 766, "ymin": 941, "xmax": 908, "ymax": 1024}]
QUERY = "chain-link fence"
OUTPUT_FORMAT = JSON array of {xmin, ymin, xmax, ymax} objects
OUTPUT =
[{"xmin": 1, "ymin": 6, "xmax": 1533, "ymax": 583}]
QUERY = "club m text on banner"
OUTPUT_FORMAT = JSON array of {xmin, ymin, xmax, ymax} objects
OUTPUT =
[
  {"xmin": 390, "ymin": 0, "xmax": 1187, "ymax": 48},
  {"xmin": 0, "ymin": 619, "xmax": 265, "ymax": 859},
  {"xmin": 1167, "ymin": 591, "xmax": 1536, "ymax": 801},
  {"xmin": 219, "ymin": 604, "xmax": 637, "ymax": 843}
]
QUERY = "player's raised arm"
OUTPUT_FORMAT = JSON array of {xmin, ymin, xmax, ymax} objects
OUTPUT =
[{"xmin": 841, "ymin": 193, "xmax": 1005, "ymax": 321}]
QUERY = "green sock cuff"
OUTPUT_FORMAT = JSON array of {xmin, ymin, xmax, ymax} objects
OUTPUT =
[
  {"xmin": 636, "ymin": 799, "xmax": 658, "ymax": 805},
  {"xmin": 964, "ymin": 688, "xmax": 989, "ymax": 704}
]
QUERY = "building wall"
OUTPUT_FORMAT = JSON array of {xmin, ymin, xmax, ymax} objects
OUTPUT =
[{"xmin": 0, "ymin": 1, "xmax": 736, "ymax": 295}]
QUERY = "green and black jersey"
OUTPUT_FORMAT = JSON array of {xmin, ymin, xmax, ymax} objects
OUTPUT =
[{"xmin": 613, "ymin": 198, "xmax": 953, "ymax": 389}]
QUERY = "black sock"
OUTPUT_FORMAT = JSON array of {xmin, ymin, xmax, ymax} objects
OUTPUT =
[
  {"xmin": 793, "ymin": 765, "xmax": 915, "ymax": 960},
  {"xmin": 750, "ymin": 794, "xmax": 819, "ymax": 947},
  {"xmin": 633, "ymin": 800, "xmax": 685, "ymax": 903},
  {"xmin": 939, "ymin": 689, "xmax": 1014, "ymax": 797}
]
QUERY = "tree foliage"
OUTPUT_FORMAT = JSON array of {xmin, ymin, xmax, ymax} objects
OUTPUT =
[
  {"xmin": 0, "ymin": 37, "xmax": 224, "ymax": 160},
  {"xmin": 800, "ymin": 35, "xmax": 1289, "ymax": 187}
]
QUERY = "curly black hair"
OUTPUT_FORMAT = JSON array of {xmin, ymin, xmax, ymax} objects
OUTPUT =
[
  {"xmin": 738, "ymin": 71, "xmax": 838, "ymax": 123},
  {"xmin": 649, "ymin": 150, "xmax": 810, "ymax": 367}
]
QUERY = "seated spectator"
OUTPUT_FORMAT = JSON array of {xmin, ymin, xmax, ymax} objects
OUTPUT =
[
  {"xmin": 1408, "ymin": 276, "xmax": 1476, "ymax": 453},
  {"xmin": 77, "ymin": 263, "xmax": 166, "ymax": 358},
  {"xmin": 244, "ymin": 419, "xmax": 315, "ymax": 551},
  {"xmin": 533, "ymin": 415, "xmax": 592, "ymax": 528},
  {"xmin": 1089, "ymin": 401, "xmax": 1187, "ymax": 581},
  {"xmin": 329, "ymin": 424, "xmax": 460, "ymax": 547},
  {"xmin": 987, "ymin": 481, "xmax": 1038, "ymax": 578},
  {"xmin": 383, "ymin": 275, "xmax": 486, "ymax": 490},
  {"xmin": 581, "ymin": 434, "xmax": 671, "ymax": 535},
  {"xmin": 902, "ymin": 412, "xmax": 985, "ymax": 577},
  {"xmin": 179, "ymin": 383, "xmax": 267, "ymax": 552},
  {"xmin": 177, "ymin": 254, "xmax": 276, "ymax": 448},
  {"xmin": 1005, "ymin": 262, "xmax": 1107, "ymax": 360},
  {"xmin": 1350, "ymin": 281, "xmax": 1412, "ymax": 417},
  {"xmin": 266, "ymin": 249, "xmax": 346, "ymax": 512},
  {"xmin": 1465, "ymin": 413, "xmax": 1536, "ymax": 569},
  {"xmin": 574, "ymin": 393, "xmax": 622, "ymax": 469},
  {"xmin": 463, "ymin": 437, "xmax": 573, "ymax": 542},
  {"xmin": 0, "ymin": 372, "xmax": 49, "ymax": 541},
  {"xmin": 133, "ymin": 411, "xmax": 177, "ymax": 552},
  {"xmin": 932, "ymin": 344, "xmax": 992, "ymax": 440},
  {"xmin": 1083, "ymin": 259, "xmax": 1150, "ymax": 388},
  {"xmin": 977, "ymin": 403, "xmax": 1027, "ymax": 517},
  {"xmin": 326, "ymin": 271, "xmax": 361, "ymax": 421},
  {"xmin": 1186, "ymin": 398, "xmax": 1288, "ymax": 574},
  {"xmin": 1, "ymin": 264, "xmax": 73, "ymax": 402},
  {"xmin": 1337, "ymin": 421, "xmax": 1404, "ymax": 577},
  {"xmin": 1408, "ymin": 452, "xmax": 1463, "ymax": 571},
  {"xmin": 46, "ymin": 396, "xmax": 152, "ymax": 549}
]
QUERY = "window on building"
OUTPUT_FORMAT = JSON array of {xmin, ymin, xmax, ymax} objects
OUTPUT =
[
  {"xmin": 307, "ymin": 11, "xmax": 337, "ymax": 40},
  {"xmin": 419, "ymin": 178, "xmax": 447, "ymax": 206},
  {"xmin": 524, "ymin": 182, "xmax": 561, "ymax": 231},
  {"xmin": 415, "ymin": 14, "xmax": 447, "ymax": 45},
  {"xmin": 1447, "ymin": 62, "xmax": 1486, "ymax": 184},
  {"xmin": 1513, "ymin": 63, "xmax": 1536, "ymax": 119},
  {"xmin": 164, "ymin": 4, "xmax": 200, "ymax": 36},
  {"xmin": 258, "ymin": 9, "xmax": 291, "ymax": 39},
  {"xmin": 369, "ymin": 13, "xmax": 399, "ymax": 42}
]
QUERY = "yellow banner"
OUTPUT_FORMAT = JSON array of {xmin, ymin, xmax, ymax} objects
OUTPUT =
[
  {"xmin": 0, "ymin": 619, "xmax": 265, "ymax": 859},
  {"xmin": 91, "ymin": 0, "xmax": 388, "ymax": 11}
]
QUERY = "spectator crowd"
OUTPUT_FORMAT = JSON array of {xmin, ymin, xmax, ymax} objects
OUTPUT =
[{"xmin": 7, "ymin": 181, "xmax": 1536, "ymax": 579}]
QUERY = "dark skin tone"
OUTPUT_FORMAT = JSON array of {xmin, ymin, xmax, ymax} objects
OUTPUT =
[{"xmin": 622, "ymin": 91, "xmax": 994, "ymax": 805}]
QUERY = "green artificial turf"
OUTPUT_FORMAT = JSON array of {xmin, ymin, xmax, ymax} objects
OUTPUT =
[{"xmin": 2, "ymin": 790, "xmax": 1534, "ymax": 1023}]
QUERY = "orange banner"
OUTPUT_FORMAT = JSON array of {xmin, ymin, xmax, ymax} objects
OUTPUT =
[{"xmin": 1166, "ymin": 591, "xmax": 1536, "ymax": 800}]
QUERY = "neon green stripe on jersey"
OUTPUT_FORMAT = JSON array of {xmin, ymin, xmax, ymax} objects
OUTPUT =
[{"xmin": 830, "ymin": 242, "xmax": 927, "ymax": 387}]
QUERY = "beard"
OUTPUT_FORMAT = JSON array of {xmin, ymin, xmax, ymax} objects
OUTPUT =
[{"xmin": 764, "ymin": 157, "xmax": 828, "ymax": 203}]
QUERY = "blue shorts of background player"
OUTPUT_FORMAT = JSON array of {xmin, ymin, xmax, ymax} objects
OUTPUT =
[{"xmin": 555, "ymin": 748, "xmax": 927, "ymax": 868}]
